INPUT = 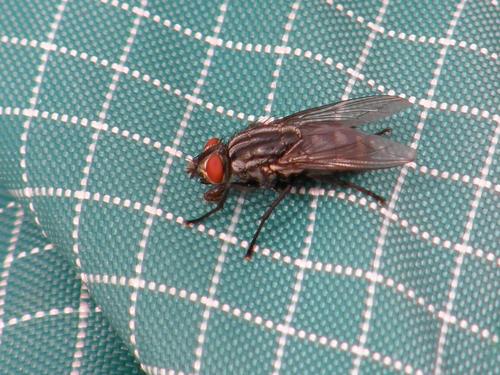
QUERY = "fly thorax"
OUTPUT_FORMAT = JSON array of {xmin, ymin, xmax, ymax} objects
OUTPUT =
[{"xmin": 231, "ymin": 159, "xmax": 246, "ymax": 174}]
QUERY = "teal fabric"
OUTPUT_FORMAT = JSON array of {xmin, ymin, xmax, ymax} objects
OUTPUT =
[
  {"xmin": 0, "ymin": 0, "xmax": 498, "ymax": 374},
  {"xmin": 0, "ymin": 192, "xmax": 141, "ymax": 374}
]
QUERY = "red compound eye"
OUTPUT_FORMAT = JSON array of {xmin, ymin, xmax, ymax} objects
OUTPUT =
[
  {"xmin": 204, "ymin": 138, "xmax": 220, "ymax": 151},
  {"xmin": 204, "ymin": 154, "xmax": 224, "ymax": 184}
]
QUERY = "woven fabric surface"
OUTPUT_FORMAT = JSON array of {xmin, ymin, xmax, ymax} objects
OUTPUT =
[
  {"xmin": 0, "ymin": 192, "xmax": 142, "ymax": 374},
  {"xmin": 0, "ymin": 0, "xmax": 498, "ymax": 374}
]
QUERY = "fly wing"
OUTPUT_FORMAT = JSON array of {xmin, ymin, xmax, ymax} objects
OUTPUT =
[
  {"xmin": 274, "ymin": 95, "xmax": 411, "ymax": 128},
  {"xmin": 272, "ymin": 125, "xmax": 416, "ymax": 175}
]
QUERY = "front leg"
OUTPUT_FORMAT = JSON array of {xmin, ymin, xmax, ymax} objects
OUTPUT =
[
  {"xmin": 186, "ymin": 186, "xmax": 229, "ymax": 225},
  {"xmin": 185, "ymin": 181, "xmax": 255, "ymax": 225}
]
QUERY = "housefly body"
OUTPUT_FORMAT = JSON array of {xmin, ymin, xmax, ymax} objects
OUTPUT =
[{"xmin": 186, "ymin": 95, "xmax": 416, "ymax": 260}]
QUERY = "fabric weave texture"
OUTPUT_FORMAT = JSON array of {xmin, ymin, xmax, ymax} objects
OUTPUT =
[{"xmin": 0, "ymin": 0, "xmax": 498, "ymax": 374}]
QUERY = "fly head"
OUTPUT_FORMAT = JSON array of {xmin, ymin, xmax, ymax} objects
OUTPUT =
[{"xmin": 186, "ymin": 138, "xmax": 230, "ymax": 186}]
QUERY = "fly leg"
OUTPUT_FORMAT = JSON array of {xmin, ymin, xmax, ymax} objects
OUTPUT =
[
  {"xmin": 245, "ymin": 185, "xmax": 292, "ymax": 260},
  {"xmin": 231, "ymin": 181, "xmax": 260, "ymax": 193},
  {"xmin": 185, "ymin": 188, "xmax": 229, "ymax": 225},
  {"xmin": 335, "ymin": 179, "xmax": 386, "ymax": 204},
  {"xmin": 374, "ymin": 128, "xmax": 392, "ymax": 136},
  {"xmin": 186, "ymin": 182, "xmax": 257, "ymax": 225}
]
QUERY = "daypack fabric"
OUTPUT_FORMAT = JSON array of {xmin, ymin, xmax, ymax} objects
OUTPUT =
[{"xmin": 0, "ymin": 1, "xmax": 498, "ymax": 374}]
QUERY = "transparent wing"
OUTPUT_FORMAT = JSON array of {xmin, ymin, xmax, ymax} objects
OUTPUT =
[
  {"xmin": 273, "ymin": 126, "xmax": 416, "ymax": 173},
  {"xmin": 274, "ymin": 95, "xmax": 412, "ymax": 128}
]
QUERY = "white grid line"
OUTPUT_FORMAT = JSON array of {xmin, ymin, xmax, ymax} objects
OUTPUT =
[
  {"xmin": 341, "ymin": 0, "xmax": 389, "ymax": 100},
  {"xmin": 0, "ymin": 201, "xmax": 18, "ymax": 215},
  {"xmin": 273, "ymin": 1, "xmax": 361, "ymax": 369},
  {"xmin": 98, "ymin": 0, "xmax": 498, "ymax": 62},
  {"xmin": 351, "ymin": 1, "xmax": 468, "ymax": 372},
  {"xmin": 0, "ymin": 203, "xmax": 103, "ymax": 371},
  {"xmin": 127, "ymin": 0, "xmax": 228, "ymax": 365},
  {"xmin": 70, "ymin": 284, "xmax": 91, "ymax": 375},
  {"xmin": 3, "ymin": 105, "xmax": 499, "ymax": 195},
  {"xmin": 8, "ymin": 184, "xmax": 500, "ymax": 268},
  {"xmin": 192, "ymin": 194, "xmax": 244, "ymax": 374},
  {"xmin": 0, "ymin": 305, "xmax": 101, "ymax": 330},
  {"xmin": 201, "ymin": 3, "xmax": 301, "ymax": 372},
  {"xmin": 193, "ymin": 1, "xmax": 303, "ymax": 371},
  {"xmin": 1, "ymin": 34, "xmax": 497, "ymax": 123},
  {"xmin": 327, "ymin": 0, "xmax": 498, "ymax": 61},
  {"xmin": 85, "ymin": 270, "xmax": 493, "ymax": 372},
  {"xmin": 69, "ymin": 1, "xmax": 147, "ymax": 365},
  {"xmin": 10, "ymin": 187, "xmax": 497, "ymax": 344},
  {"xmin": 17, "ymin": 0, "xmax": 68, "ymax": 238},
  {"xmin": 271, "ymin": 195, "xmax": 317, "ymax": 375},
  {"xmin": 71, "ymin": 0, "xmax": 146, "ymax": 267},
  {"xmin": 433, "ymin": 115, "xmax": 500, "ymax": 372},
  {"xmin": 194, "ymin": 1, "xmax": 302, "ymax": 372},
  {"xmin": 141, "ymin": 365, "xmax": 192, "ymax": 375},
  {"xmin": 0, "ymin": 106, "xmax": 185, "ymax": 159},
  {"xmin": 8, "ymin": 236, "xmax": 498, "ymax": 344},
  {"xmin": 0, "ymin": 1, "xmax": 496, "ymax": 371},
  {"xmin": 264, "ymin": 0, "xmax": 301, "ymax": 114},
  {"xmin": 0, "ymin": 207, "xmax": 24, "ymax": 343},
  {"xmin": 82, "ymin": 272, "xmax": 426, "ymax": 375},
  {"xmin": 14, "ymin": 243, "xmax": 55, "ymax": 261}
]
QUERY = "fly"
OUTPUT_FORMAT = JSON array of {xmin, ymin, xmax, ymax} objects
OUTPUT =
[{"xmin": 186, "ymin": 95, "xmax": 416, "ymax": 260}]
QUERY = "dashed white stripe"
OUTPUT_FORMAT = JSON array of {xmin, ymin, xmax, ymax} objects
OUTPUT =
[
  {"xmin": 192, "ymin": 195, "xmax": 245, "ymax": 374},
  {"xmin": 84, "ymin": 272, "xmax": 426, "ymax": 374},
  {"xmin": 341, "ymin": 0, "xmax": 389, "ymax": 100},
  {"xmin": 80, "ymin": 263, "xmax": 498, "ymax": 345},
  {"xmin": 7, "ymin": 238, "xmax": 497, "ymax": 344},
  {"xmin": 0, "ymin": 208, "xmax": 24, "ymax": 343},
  {"xmin": 15, "ymin": 226, "xmax": 496, "ymax": 344},
  {"xmin": 191, "ymin": 0, "xmax": 294, "ymax": 370},
  {"xmin": 128, "ymin": 0, "xmax": 229, "ymax": 363},
  {"xmin": 14, "ymin": 243, "xmax": 55, "ymax": 260},
  {"xmin": 348, "ymin": 4, "xmax": 395, "ymax": 371},
  {"xmin": 96, "ymin": 7, "xmax": 145, "ymax": 123},
  {"xmin": 0, "ymin": 305, "xmax": 101, "ymax": 330},
  {"xmin": 10, "ymin": 186, "xmax": 500, "ymax": 268},
  {"xmin": 0, "ymin": 202, "xmax": 17, "ymax": 216},
  {"xmin": 271, "ymin": 196, "xmax": 318, "ymax": 375},
  {"xmin": 141, "ymin": 365, "xmax": 192, "ymax": 375},
  {"xmin": 70, "ymin": 284, "xmax": 91, "ymax": 375},
  {"xmin": 71, "ymin": 0, "xmax": 146, "ymax": 268},
  {"xmin": 0, "ymin": 106, "xmax": 185, "ymax": 159},
  {"xmin": 4, "ymin": 194, "xmax": 492, "ymax": 344},
  {"xmin": 82, "ymin": 274, "xmax": 423, "ymax": 374},
  {"xmin": 4, "ymin": 105, "xmax": 499, "ymax": 195},
  {"xmin": 99, "ymin": 0, "xmax": 498, "ymax": 61},
  {"xmin": 351, "ymin": 1, "xmax": 468, "ymax": 373},
  {"xmin": 1, "ymin": 35, "xmax": 496, "ymax": 122},
  {"xmin": 194, "ymin": 3, "xmax": 302, "ymax": 372},
  {"xmin": 71, "ymin": 0, "xmax": 148, "ymax": 365},
  {"xmin": 434, "ymin": 118, "xmax": 500, "ymax": 372},
  {"xmin": 17, "ymin": 0, "xmax": 68, "ymax": 238},
  {"xmin": 407, "ymin": 161, "xmax": 500, "ymax": 192},
  {"xmin": 0, "ymin": 1, "xmax": 494, "ymax": 372},
  {"xmin": 327, "ymin": 0, "xmax": 498, "ymax": 61},
  {"xmin": 265, "ymin": 0, "xmax": 301, "ymax": 114}
]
